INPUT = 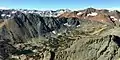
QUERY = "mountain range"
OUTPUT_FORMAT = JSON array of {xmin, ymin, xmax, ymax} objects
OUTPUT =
[{"xmin": 0, "ymin": 8, "xmax": 120, "ymax": 60}]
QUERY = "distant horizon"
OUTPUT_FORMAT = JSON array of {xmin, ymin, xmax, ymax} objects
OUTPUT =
[
  {"xmin": 0, "ymin": 0, "xmax": 120, "ymax": 11},
  {"xmin": 0, "ymin": 7, "xmax": 120, "ymax": 11}
]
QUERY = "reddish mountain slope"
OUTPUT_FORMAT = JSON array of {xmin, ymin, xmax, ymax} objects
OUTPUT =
[{"xmin": 58, "ymin": 8, "xmax": 120, "ymax": 25}]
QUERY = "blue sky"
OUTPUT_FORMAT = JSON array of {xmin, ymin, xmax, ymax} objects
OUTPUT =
[{"xmin": 0, "ymin": 0, "xmax": 119, "ymax": 10}]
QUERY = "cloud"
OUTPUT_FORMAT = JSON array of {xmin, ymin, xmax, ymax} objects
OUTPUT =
[
  {"xmin": 0, "ymin": 7, "xmax": 9, "ymax": 9},
  {"xmin": 106, "ymin": 8, "xmax": 120, "ymax": 11}
]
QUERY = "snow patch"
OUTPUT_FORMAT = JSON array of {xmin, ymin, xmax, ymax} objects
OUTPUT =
[
  {"xmin": 1, "ymin": 14, "xmax": 6, "ymax": 17},
  {"xmin": 22, "ymin": 11, "xmax": 28, "ymax": 14},
  {"xmin": 59, "ymin": 11, "xmax": 64, "ymax": 14},
  {"xmin": 28, "ymin": 11, "xmax": 34, "ymax": 13},
  {"xmin": 32, "ymin": 49, "xmax": 38, "ymax": 53},
  {"xmin": 110, "ymin": 16, "xmax": 118, "ymax": 21},
  {"xmin": 12, "ymin": 11, "xmax": 17, "ymax": 14},
  {"xmin": 77, "ymin": 12, "xmax": 83, "ymax": 15},
  {"xmin": 87, "ymin": 12, "xmax": 98, "ymax": 16},
  {"xmin": 6, "ymin": 15, "xmax": 11, "ymax": 17},
  {"xmin": 101, "ymin": 20, "xmax": 104, "ymax": 22},
  {"xmin": 119, "ymin": 19, "xmax": 120, "ymax": 22},
  {"xmin": 57, "ymin": 33, "xmax": 62, "ymax": 35},
  {"xmin": 64, "ymin": 23, "xmax": 68, "ymax": 25},
  {"xmin": 77, "ymin": 25, "xmax": 80, "ymax": 27},
  {"xmin": 52, "ymin": 31, "xmax": 56, "ymax": 34},
  {"xmin": 110, "ymin": 16, "xmax": 114, "ymax": 18},
  {"xmin": 64, "ymin": 23, "xmax": 71, "ymax": 27},
  {"xmin": 57, "ymin": 11, "xmax": 65, "ymax": 16},
  {"xmin": 11, "ymin": 55, "xmax": 19, "ymax": 59}
]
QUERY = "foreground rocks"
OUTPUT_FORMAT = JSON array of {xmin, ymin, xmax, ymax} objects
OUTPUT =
[
  {"xmin": 55, "ymin": 35, "xmax": 120, "ymax": 60},
  {"xmin": 0, "ymin": 39, "xmax": 16, "ymax": 60}
]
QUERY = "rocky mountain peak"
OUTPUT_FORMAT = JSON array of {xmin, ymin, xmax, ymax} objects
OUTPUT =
[{"xmin": 84, "ymin": 7, "xmax": 97, "ymax": 13}]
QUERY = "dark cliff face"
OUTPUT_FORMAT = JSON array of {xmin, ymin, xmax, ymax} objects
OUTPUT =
[
  {"xmin": 0, "ymin": 11, "xmax": 80, "ymax": 59},
  {"xmin": 0, "ymin": 12, "xmax": 80, "ymax": 43}
]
